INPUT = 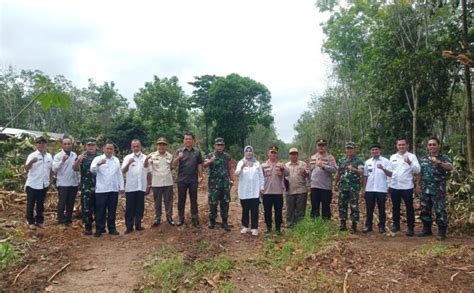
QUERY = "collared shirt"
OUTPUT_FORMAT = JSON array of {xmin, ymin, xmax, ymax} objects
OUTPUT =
[
  {"xmin": 309, "ymin": 152, "xmax": 337, "ymax": 190},
  {"xmin": 148, "ymin": 151, "xmax": 173, "ymax": 187},
  {"xmin": 261, "ymin": 161, "xmax": 289, "ymax": 195},
  {"xmin": 419, "ymin": 153, "xmax": 452, "ymax": 195},
  {"xmin": 364, "ymin": 156, "xmax": 392, "ymax": 193},
  {"xmin": 52, "ymin": 150, "xmax": 80, "ymax": 187},
  {"xmin": 235, "ymin": 160, "xmax": 264, "ymax": 199},
  {"xmin": 90, "ymin": 154, "xmax": 124, "ymax": 193},
  {"xmin": 174, "ymin": 147, "xmax": 203, "ymax": 184},
  {"xmin": 389, "ymin": 151, "xmax": 420, "ymax": 190},
  {"xmin": 122, "ymin": 153, "xmax": 151, "ymax": 192},
  {"xmin": 285, "ymin": 160, "xmax": 309, "ymax": 195},
  {"xmin": 25, "ymin": 150, "xmax": 53, "ymax": 189}
]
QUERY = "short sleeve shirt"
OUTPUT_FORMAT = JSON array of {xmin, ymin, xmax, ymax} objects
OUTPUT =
[
  {"xmin": 337, "ymin": 156, "xmax": 364, "ymax": 191},
  {"xmin": 207, "ymin": 151, "xmax": 231, "ymax": 189},
  {"xmin": 175, "ymin": 147, "xmax": 203, "ymax": 184},
  {"xmin": 419, "ymin": 153, "xmax": 452, "ymax": 195}
]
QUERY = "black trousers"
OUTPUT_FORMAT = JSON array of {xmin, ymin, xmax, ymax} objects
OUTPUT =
[
  {"xmin": 365, "ymin": 192, "xmax": 387, "ymax": 227},
  {"xmin": 125, "ymin": 191, "xmax": 145, "ymax": 230},
  {"xmin": 152, "ymin": 186, "xmax": 173, "ymax": 222},
  {"xmin": 95, "ymin": 192, "xmax": 118, "ymax": 233},
  {"xmin": 286, "ymin": 193, "xmax": 307, "ymax": 225},
  {"xmin": 57, "ymin": 186, "xmax": 78, "ymax": 224},
  {"xmin": 26, "ymin": 186, "xmax": 48, "ymax": 225},
  {"xmin": 240, "ymin": 198, "xmax": 260, "ymax": 229},
  {"xmin": 177, "ymin": 182, "xmax": 198, "ymax": 221},
  {"xmin": 310, "ymin": 188, "xmax": 332, "ymax": 220},
  {"xmin": 263, "ymin": 194, "xmax": 283, "ymax": 231},
  {"xmin": 390, "ymin": 188, "xmax": 415, "ymax": 229}
]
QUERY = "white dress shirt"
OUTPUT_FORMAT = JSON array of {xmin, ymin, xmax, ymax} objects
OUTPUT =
[
  {"xmin": 25, "ymin": 150, "xmax": 53, "ymax": 189},
  {"xmin": 122, "ymin": 153, "xmax": 151, "ymax": 192},
  {"xmin": 90, "ymin": 154, "xmax": 124, "ymax": 193},
  {"xmin": 52, "ymin": 150, "xmax": 80, "ymax": 187},
  {"xmin": 235, "ymin": 160, "xmax": 264, "ymax": 200},
  {"xmin": 388, "ymin": 151, "xmax": 420, "ymax": 190},
  {"xmin": 364, "ymin": 156, "xmax": 392, "ymax": 193}
]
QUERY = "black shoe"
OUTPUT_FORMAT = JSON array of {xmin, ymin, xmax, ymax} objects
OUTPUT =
[
  {"xmin": 192, "ymin": 219, "xmax": 200, "ymax": 228},
  {"xmin": 417, "ymin": 222, "xmax": 433, "ymax": 237},
  {"xmin": 339, "ymin": 221, "xmax": 347, "ymax": 231},
  {"xmin": 136, "ymin": 226, "xmax": 144, "ymax": 231},
  {"xmin": 208, "ymin": 219, "xmax": 216, "ymax": 229},
  {"xmin": 275, "ymin": 229, "xmax": 282, "ymax": 235},
  {"xmin": 124, "ymin": 229, "xmax": 133, "ymax": 234},
  {"xmin": 363, "ymin": 226, "xmax": 372, "ymax": 234},
  {"xmin": 176, "ymin": 220, "xmax": 184, "ymax": 227},
  {"xmin": 265, "ymin": 225, "xmax": 272, "ymax": 234},
  {"xmin": 109, "ymin": 230, "xmax": 120, "ymax": 235},
  {"xmin": 351, "ymin": 223, "xmax": 357, "ymax": 234},
  {"xmin": 94, "ymin": 232, "xmax": 102, "ymax": 237},
  {"xmin": 379, "ymin": 226, "xmax": 386, "ymax": 234},
  {"xmin": 151, "ymin": 221, "xmax": 161, "ymax": 227},
  {"xmin": 406, "ymin": 227, "xmax": 414, "ymax": 237},
  {"xmin": 166, "ymin": 216, "xmax": 175, "ymax": 226},
  {"xmin": 437, "ymin": 226, "xmax": 447, "ymax": 241},
  {"xmin": 221, "ymin": 218, "xmax": 231, "ymax": 231},
  {"xmin": 391, "ymin": 224, "xmax": 400, "ymax": 232},
  {"xmin": 84, "ymin": 229, "xmax": 93, "ymax": 236}
]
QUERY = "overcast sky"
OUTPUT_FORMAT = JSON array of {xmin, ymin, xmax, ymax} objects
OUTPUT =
[{"xmin": 0, "ymin": 0, "xmax": 331, "ymax": 143}]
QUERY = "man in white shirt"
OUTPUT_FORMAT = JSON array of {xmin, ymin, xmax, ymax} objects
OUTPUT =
[
  {"xmin": 388, "ymin": 138, "xmax": 420, "ymax": 236},
  {"xmin": 90, "ymin": 141, "xmax": 124, "ymax": 237},
  {"xmin": 24, "ymin": 136, "xmax": 53, "ymax": 230},
  {"xmin": 145, "ymin": 137, "xmax": 174, "ymax": 227},
  {"xmin": 122, "ymin": 139, "xmax": 151, "ymax": 234},
  {"xmin": 52, "ymin": 137, "xmax": 79, "ymax": 225},
  {"xmin": 362, "ymin": 143, "xmax": 393, "ymax": 234}
]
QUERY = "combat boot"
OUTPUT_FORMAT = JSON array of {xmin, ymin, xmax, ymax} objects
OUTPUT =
[
  {"xmin": 437, "ymin": 226, "xmax": 447, "ymax": 241},
  {"xmin": 208, "ymin": 219, "xmax": 216, "ymax": 229},
  {"xmin": 339, "ymin": 220, "xmax": 347, "ymax": 231},
  {"xmin": 351, "ymin": 222, "xmax": 357, "ymax": 234},
  {"xmin": 417, "ymin": 222, "xmax": 432, "ymax": 237},
  {"xmin": 221, "ymin": 218, "xmax": 231, "ymax": 231}
]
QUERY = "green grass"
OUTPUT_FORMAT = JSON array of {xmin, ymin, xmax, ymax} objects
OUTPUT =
[
  {"xmin": 0, "ymin": 242, "xmax": 19, "ymax": 270},
  {"xmin": 414, "ymin": 244, "xmax": 455, "ymax": 257},
  {"xmin": 194, "ymin": 254, "xmax": 235, "ymax": 278},
  {"xmin": 218, "ymin": 280, "xmax": 236, "ymax": 292},
  {"xmin": 261, "ymin": 216, "xmax": 341, "ymax": 269},
  {"xmin": 144, "ymin": 245, "xmax": 187, "ymax": 292}
]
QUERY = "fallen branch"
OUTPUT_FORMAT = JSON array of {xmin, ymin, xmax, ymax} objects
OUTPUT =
[
  {"xmin": 48, "ymin": 262, "xmax": 71, "ymax": 283},
  {"xmin": 343, "ymin": 269, "xmax": 352, "ymax": 293},
  {"xmin": 12, "ymin": 264, "xmax": 30, "ymax": 285},
  {"xmin": 450, "ymin": 271, "xmax": 461, "ymax": 282}
]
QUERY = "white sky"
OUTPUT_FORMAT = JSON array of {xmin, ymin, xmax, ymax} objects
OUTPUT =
[{"xmin": 0, "ymin": 0, "xmax": 331, "ymax": 143}]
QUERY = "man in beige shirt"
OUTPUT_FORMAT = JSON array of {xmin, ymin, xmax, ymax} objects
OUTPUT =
[
  {"xmin": 145, "ymin": 137, "xmax": 174, "ymax": 226},
  {"xmin": 285, "ymin": 147, "xmax": 309, "ymax": 227}
]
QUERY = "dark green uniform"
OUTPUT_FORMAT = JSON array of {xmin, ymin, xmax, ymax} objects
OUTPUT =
[
  {"xmin": 79, "ymin": 151, "xmax": 101, "ymax": 231},
  {"xmin": 419, "ymin": 153, "xmax": 452, "ymax": 226},
  {"xmin": 337, "ymin": 156, "xmax": 364, "ymax": 224},
  {"xmin": 207, "ymin": 151, "xmax": 231, "ymax": 222}
]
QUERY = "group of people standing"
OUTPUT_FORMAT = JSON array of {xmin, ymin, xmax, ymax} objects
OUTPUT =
[{"xmin": 23, "ymin": 133, "xmax": 452, "ymax": 240}]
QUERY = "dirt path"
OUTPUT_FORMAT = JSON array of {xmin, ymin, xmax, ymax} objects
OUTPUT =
[{"xmin": 1, "ymin": 191, "xmax": 473, "ymax": 292}]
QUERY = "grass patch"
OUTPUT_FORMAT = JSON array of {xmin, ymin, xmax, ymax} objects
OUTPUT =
[
  {"xmin": 194, "ymin": 254, "xmax": 235, "ymax": 278},
  {"xmin": 261, "ymin": 216, "xmax": 341, "ymax": 269},
  {"xmin": 218, "ymin": 280, "xmax": 236, "ymax": 292},
  {"xmin": 0, "ymin": 241, "xmax": 19, "ymax": 270},
  {"xmin": 144, "ymin": 245, "xmax": 187, "ymax": 292},
  {"xmin": 412, "ymin": 244, "xmax": 455, "ymax": 257},
  {"xmin": 195, "ymin": 240, "xmax": 213, "ymax": 253}
]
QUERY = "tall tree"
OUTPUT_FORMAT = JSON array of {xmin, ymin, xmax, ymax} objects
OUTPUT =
[{"xmin": 208, "ymin": 73, "xmax": 273, "ymax": 149}]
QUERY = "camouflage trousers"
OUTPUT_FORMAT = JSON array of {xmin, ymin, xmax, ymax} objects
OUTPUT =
[
  {"xmin": 208, "ymin": 187, "xmax": 230, "ymax": 221},
  {"xmin": 81, "ymin": 190, "xmax": 95, "ymax": 230},
  {"xmin": 420, "ymin": 192, "xmax": 448, "ymax": 226},
  {"xmin": 338, "ymin": 188, "xmax": 360, "ymax": 224}
]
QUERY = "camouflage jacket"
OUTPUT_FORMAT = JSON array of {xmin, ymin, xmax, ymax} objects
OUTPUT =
[
  {"xmin": 79, "ymin": 151, "xmax": 102, "ymax": 192},
  {"xmin": 419, "ymin": 153, "xmax": 452, "ymax": 195},
  {"xmin": 207, "ymin": 151, "xmax": 231, "ymax": 189},
  {"xmin": 337, "ymin": 155, "xmax": 364, "ymax": 191}
]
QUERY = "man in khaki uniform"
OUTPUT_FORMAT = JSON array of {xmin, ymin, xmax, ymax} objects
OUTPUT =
[{"xmin": 285, "ymin": 147, "xmax": 309, "ymax": 227}]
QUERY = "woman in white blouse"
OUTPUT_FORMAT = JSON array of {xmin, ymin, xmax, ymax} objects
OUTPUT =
[{"xmin": 235, "ymin": 145, "xmax": 264, "ymax": 236}]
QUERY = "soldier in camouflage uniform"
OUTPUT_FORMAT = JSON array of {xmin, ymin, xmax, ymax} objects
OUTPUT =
[
  {"xmin": 416, "ymin": 137, "xmax": 453, "ymax": 240},
  {"xmin": 334, "ymin": 142, "xmax": 364, "ymax": 233},
  {"xmin": 203, "ymin": 138, "xmax": 234, "ymax": 231},
  {"xmin": 73, "ymin": 138, "xmax": 101, "ymax": 235}
]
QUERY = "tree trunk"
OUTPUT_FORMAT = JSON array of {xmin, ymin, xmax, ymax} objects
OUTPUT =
[{"xmin": 462, "ymin": 0, "xmax": 473, "ymax": 170}]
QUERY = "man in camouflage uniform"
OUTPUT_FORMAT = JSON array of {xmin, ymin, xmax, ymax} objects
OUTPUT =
[
  {"xmin": 334, "ymin": 142, "xmax": 364, "ymax": 233},
  {"xmin": 73, "ymin": 138, "xmax": 101, "ymax": 235},
  {"xmin": 416, "ymin": 137, "xmax": 453, "ymax": 240},
  {"xmin": 203, "ymin": 138, "xmax": 234, "ymax": 231}
]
